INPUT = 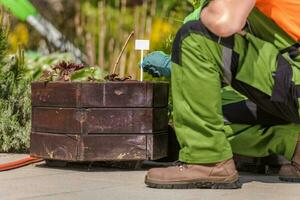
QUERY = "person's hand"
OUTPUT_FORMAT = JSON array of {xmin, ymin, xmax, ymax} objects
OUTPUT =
[{"xmin": 141, "ymin": 51, "xmax": 171, "ymax": 77}]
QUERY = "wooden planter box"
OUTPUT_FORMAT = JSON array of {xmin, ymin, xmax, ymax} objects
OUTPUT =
[{"xmin": 30, "ymin": 81, "xmax": 169, "ymax": 162}]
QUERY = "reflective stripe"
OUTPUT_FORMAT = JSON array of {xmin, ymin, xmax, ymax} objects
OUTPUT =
[
  {"xmin": 223, "ymin": 115, "xmax": 231, "ymax": 125},
  {"xmin": 245, "ymin": 100, "xmax": 257, "ymax": 119},
  {"xmin": 171, "ymin": 20, "xmax": 239, "ymax": 85},
  {"xmin": 222, "ymin": 46, "xmax": 233, "ymax": 84},
  {"xmin": 172, "ymin": 20, "xmax": 236, "ymax": 65}
]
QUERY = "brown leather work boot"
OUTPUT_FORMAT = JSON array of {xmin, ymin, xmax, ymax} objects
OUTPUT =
[
  {"xmin": 145, "ymin": 159, "xmax": 241, "ymax": 189},
  {"xmin": 279, "ymin": 136, "xmax": 300, "ymax": 182}
]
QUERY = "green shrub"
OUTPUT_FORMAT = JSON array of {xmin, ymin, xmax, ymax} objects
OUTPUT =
[
  {"xmin": 0, "ymin": 21, "xmax": 32, "ymax": 152},
  {"xmin": 0, "ymin": 23, "xmax": 80, "ymax": 152},
  {"xmin": 0, "ymin": 60, "xmax": 32, "ymax": 152}
]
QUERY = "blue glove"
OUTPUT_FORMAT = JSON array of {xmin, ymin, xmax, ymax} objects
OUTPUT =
[{"xmin": 141, "ymin": 51, "xmax": 171, "ymax": 77}]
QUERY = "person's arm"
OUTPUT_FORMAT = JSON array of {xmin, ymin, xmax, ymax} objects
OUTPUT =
[{"xmin": 201, "ymin": 0, "xmax": 256, "ymax": 37}]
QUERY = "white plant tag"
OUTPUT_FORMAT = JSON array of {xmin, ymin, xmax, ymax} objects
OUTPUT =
[
  {"xmin": 135, "ymin": 40, "xmax": 150, "ymax": 50},
  {"xmin": 135, "ymin": 40, "xmax": 150, "ymax": 82}
]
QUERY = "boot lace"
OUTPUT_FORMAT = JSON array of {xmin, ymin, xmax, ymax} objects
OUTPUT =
[{"xmin": 173, "ymin": 160, "xmax": 188, "ymax": 171}]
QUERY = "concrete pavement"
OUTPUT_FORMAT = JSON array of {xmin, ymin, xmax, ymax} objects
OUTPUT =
[{"xmin": 0, "ymin": 154, "xmax": 300, "ymax": 200}]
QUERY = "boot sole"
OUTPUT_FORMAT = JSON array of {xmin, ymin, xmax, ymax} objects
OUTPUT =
[
  {"xmin": 279, "ymin": 176, "xmax": 300, "ymax": 183},
  {"xmin": 145, "ymin": 176, "xmax": 242, "ymax": 189}
]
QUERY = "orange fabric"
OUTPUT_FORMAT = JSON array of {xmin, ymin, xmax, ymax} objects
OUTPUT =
[{"xmin": 256, "ymin": 0, "xmax": 300, "ymax": 41}]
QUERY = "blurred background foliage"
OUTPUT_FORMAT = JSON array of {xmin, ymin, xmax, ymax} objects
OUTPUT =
[
  {"xmin": 7, "ymin": 0, "xmax": 195, "ymax": 79},
  {"xmin": 0, "ymin": 0, "xmax": 198, "ymax": 152}
]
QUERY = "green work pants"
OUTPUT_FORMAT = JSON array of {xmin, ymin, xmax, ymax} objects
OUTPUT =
[{"xmin": 171, "ymin": 11, "xmax": 300, "ymax": 164}]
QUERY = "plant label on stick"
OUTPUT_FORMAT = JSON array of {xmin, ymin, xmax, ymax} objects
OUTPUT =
[
  {"xmin": 135, "ymin": 40, "xmax": 150, "ymax": 82},
  {"xmin": 135, "ymin": 40, "xmax": 150, "ymax": 50}
]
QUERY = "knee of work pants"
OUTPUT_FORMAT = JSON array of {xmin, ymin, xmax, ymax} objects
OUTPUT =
[{"xmin": 172, "ymin": 19, "xmax": 300, "ymax": 124}]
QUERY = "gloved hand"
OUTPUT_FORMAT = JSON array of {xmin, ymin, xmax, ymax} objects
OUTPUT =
[{"xmin": 141, "ymin": 51, "xmax": 171, "ymax": 77}]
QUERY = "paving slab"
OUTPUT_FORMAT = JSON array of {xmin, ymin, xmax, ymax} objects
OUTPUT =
[{"xmin": 0, "ymin": 154, "xmax": 300, "ymax": 200}]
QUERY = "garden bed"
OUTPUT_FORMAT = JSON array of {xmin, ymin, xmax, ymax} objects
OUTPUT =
[{"xmin": 30, "ymin": 81, "xmax": 169, "ymax": 162}]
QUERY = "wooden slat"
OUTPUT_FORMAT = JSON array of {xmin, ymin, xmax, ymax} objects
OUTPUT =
[
  {"xmin": 153, "ymin": 108, "xmax": 169, "ymax": 132},
  {"xmin": 32, "ymin": 108, "xmax": 82, "ymax": 134},
  {"xmin": 30, "ymin": 132, "xmax": 169, "ymax": 161},
  {"xmin": 30, "ymin": 132, "xmax": 79, "ymax": 161},
  {"xmin": 31, "ymin": 82, "xmax": 80, "ymax": 107},
  {"xmin": 79, "ymin": 83, "xmax": 104, "ymax": 107},
  {"xmin": 86, "ymin": 108, "xmax": 168, "ymax": 134},
  {"xmin": 32, "ymin": 107, "xmax": 168, "ymax": 134},
  {"xmin": 79, "ymin": 135, "xmax": 147, "ymax": 161},
  {"xmin": 31, "ymin": 82, "xmax": 169, "ymax": 108},
  {"xmin": 147, "ymin": 133, "xmax": 169, "ymax": 160},
  {"xmin": 109, "ymin": 81, "xmax": 152, "ymax": 107},
  {"xmin": 153, "ymin": 82, "xmax": 170, "ymax": 107}
]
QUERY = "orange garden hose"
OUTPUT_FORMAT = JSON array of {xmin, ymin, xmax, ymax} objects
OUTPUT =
[{"xmin": 0, "ymin": 156, "xmax": 44, "ymax": 172}]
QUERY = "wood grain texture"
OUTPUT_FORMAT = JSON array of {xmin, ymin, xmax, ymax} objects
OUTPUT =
[
  {"xmin": 30, "ymin": 81, "xmax": 170, "ymax": 161},
  {"xmin": 32, "ymin": 107, "xmax": 168, "ymax": 134},
  {"xmin": 31, "ymin": 81, "xmax": 169, "ymax": 108},
  {"xmin": 30, "ymin": 132, "xmax": 168, "ymax": 161}
]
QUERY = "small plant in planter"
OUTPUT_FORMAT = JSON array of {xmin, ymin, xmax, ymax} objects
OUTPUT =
[
  {"xmin": 104, "ymin": 73, "xmax": 132, "ymax": 81},
  {"xmin": 39, "ymin": 61, "xmax": 105, "ymax": 82},
  {"xmin": 53, "ymin": 61, "xmax": 84, "ymax": 81}
]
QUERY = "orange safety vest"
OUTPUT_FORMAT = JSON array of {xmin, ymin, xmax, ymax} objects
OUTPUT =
[{"xmin": 256, "ymin": 0, "xmax": 300, "ymax": 41}]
